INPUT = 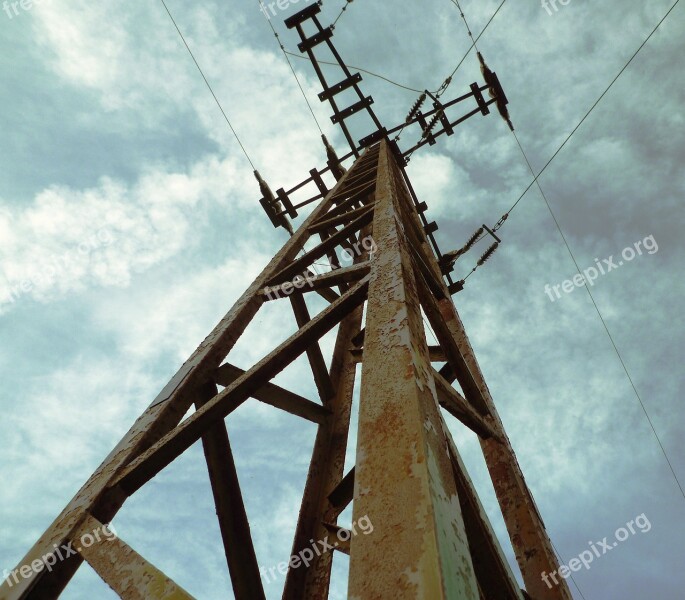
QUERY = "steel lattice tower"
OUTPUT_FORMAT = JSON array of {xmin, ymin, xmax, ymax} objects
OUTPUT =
[{"xmin": 2, "ymin": 6, "xmax": 573, "ymax": 600}]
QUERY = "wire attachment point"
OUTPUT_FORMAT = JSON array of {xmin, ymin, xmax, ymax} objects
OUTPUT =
[
  {"xmin": 477, "ymin": 52, "xmax": 514, "ymax": 131},
  {"xmin": 322, "ymin": 135, "xmax": 346, "ymax": 180},
  {"xmin": 255, "ymin": 170, "xmax": 294, "ymax": 235}
]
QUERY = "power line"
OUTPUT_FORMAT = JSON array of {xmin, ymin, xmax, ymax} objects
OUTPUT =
[
  {"xmin": 492, "ymin": 0, "xmax": 683, "ymax": 233},
  {"xmin": 399, "ymin": 0, "xmax": 506, "ymax": 146},
  {"xmin": 450, "ymin": 0, "xmax": 480, "ymax": 51},
  {"xmin": 513, "ymin": 130, "xmax": 685, "ymax": 503},
  {"xmin": 448, "ymin": 0, "xmax": 685, "ymax": 590},
  {"xmin": 435, "ymin": 0, "xmax": 507, "ymax": 98},
  {"xmin": 288, "ymin": 1, "xmax": 506, "ymax": 100},
  {"xmin": 550, "ymin": 539, "xmax": 588, "ymax": 600},
  {"xmin": 284, "ymin": 50, "xmax": 425, "ymax": 93},
  {"xmin": 333, "ymin": 0, "xmax": 354, "ymax": 27},
  {"xmin": 257, "ymin": 1, "xmax": 325, "ymax": 135},
  {"xmin": 158, "ymin": 0, "xmax": 256, "ymax": 170},
  {"xmin": 472, "ymin": 0, "xmax": 685, "ymax": 502}
]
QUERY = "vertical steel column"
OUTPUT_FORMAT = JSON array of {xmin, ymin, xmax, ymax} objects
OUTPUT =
[
  {"xmin": 195, "ymin": 383, "xmax": 265, "ymax": 600},
  {"xmin": 281, "ymin": 304, "xmax": 363, "ymax": 600},
  {"xmin": 387, "ymin": 149, "xmax": 573, "ymax": 600},
  {"xmin": 348, "ymin": 140, "xmax": 479, "ymax": 599},
  {"xmin": 282, "ymin": 152, "xmax": 375, "ymax": 600}
]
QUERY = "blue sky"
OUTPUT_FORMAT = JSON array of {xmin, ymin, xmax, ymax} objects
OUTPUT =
[{"xmin": 0, "ymin": 0, "xmax": 683, "ymax": 598}]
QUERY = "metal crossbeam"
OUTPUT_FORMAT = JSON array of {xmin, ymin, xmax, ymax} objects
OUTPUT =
[{"xmin": 258, "ymin": 5, "xmax": 509, "ymax": 290}]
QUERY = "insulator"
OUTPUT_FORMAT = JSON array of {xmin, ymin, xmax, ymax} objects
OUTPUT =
[
  {"xmin": 254, "ymin": 170, "xmax": 274, "ymax": 203},
  {"xmin": 254, "ymin": 170, "xmax": 293, "ymax": 235},
  {"xmin": 462, "ymin": 226, "xmax": 484, "ymax": 253},
  {"xmin": 436, "ymin": 77, "xmax": 452, "ymax": 98},
  {"xmin": 443, "ymin": 226, "xmax": 484, "ymax": 268},
  {"xmin": 477, "ymin": 52, "xmax": 489, "ymax": 83},
  {"xmin": 406, "ymin": 92, "xmax": 427, "ymax": 123},
  {"xmin": 322, "ymin": 135, "xmax": 346, "ymax": 180},
  {"xmin": 477, "ymin": 242, "xmax": 499, "ymax": 267},
  {"xmin": 422, "ymin": 110, "xmax": 443, "ymax": 139},
  {"xmin": 477, "ymin": 52, "xmax": 514, "ymax": 131}
]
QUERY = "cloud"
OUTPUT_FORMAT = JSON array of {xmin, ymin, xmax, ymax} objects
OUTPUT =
[{"xmin": 2, "ymin": 0, "xmax": 684, "ymax": 598}]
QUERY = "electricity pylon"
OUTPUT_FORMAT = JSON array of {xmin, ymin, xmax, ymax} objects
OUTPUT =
[{"xmin": 2, "ymin": 5, "xmax": 573, "ymax": 600}]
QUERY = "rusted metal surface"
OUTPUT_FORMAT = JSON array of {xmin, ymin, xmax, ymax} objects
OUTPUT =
[
  {"xmin": 314, "ymin": 182, "xmax": 375, "ymax": 223},
  {"xmin": 290, "ymin": 294, "xmax": 336, "ymax": 403},
  {"xmin": 349, "ymin": 140, "xmax": 479, "ymax": 599},
  {"xmin": 327, "ymin": 467, "xmax": 355, "ymax": 514},
  {"xmin": 282, "ymin": 225, "xmax": 371, "ymax": 599},
  {"xmin": 432, "ymin": 368, "xmax": 501, "ymax": 441},
  {"xmin": 308, "ymin": 204, "xmax": 376, "ymax": 233},
  {"xmin": 0, "ymin": 395, "xmax": 190, "ymax": 599},
  {"xmin": 75, "ymin": 515, "xmax": 194, "ymax": 600},
  {"xmin": 110, "ymin": 275, "xmax": 370, "ymax": 496},
  {"xmin": 322, "ymin": 524, "xmax": 351, "ymax": 555},
  {"xmin": 414, "ymin": 268, "xmax": 490, "ymax": 416},
  {"xmin": 260, "ymin": 262, "xmax": 370, "ymax": 301},
  {"xmin": 267, "ymin": 207, "xmax": 374, "ymax": 287},
  {"xmin": 434, "ymin": 301, "xmax": 572, "ymax": 600},
  {"xmin": 388, "ymin": 149, "xmax": 573, "ymax": 600},
  {"xmin": 195, "ymin": 383, "xmax": 265, "ymax": 600},
  {"xmin": 5, "ymin": 139, "xmax": 572, "ymax": 600},
  {"xmin": 351, "ymin": 345, "xmax": 445, "ymax": 363},
  {"xmin": 214, "ymin": 363, "xmax": 330, "ymax": 424}
]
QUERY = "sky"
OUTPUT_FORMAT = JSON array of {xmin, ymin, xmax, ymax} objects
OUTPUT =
[{"xmin": 0, "ymin": 0, "xmax": 683, "ymax": 598}]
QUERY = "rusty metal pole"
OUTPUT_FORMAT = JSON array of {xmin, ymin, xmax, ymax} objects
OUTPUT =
[
  {"xmin": 384, "ymin": 149, "xmax": 573, "ymax": 600},
  {"xmin": 348, "ymin": 140, "xmax": 479, "ymax": 599},
  {"xmin": 281, "ymin": 304, "xmax": 363, "ymax": 600}
]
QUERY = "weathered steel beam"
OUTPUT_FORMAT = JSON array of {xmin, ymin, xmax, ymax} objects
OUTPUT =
[
  {"xmin": 414, "ymin": 266, "xmax": 490, "ymax": 416},
  {"xmin": 214, "ymin": 363, "xmax": 330, "ymax": 424},
  {"xmin": 195, "ymin": 383, "xmax": 265, "ymax": 600},
  {"xmin": 260, "ymin": 262, "xmax": 370, "ymax": 301},
  {"xmin": 267, "ymin": 206, "xmax": 374, "ymax": 287},
  {"xmin": 327, "ymin": 467, "xmax": 355, "ymax": 514},
  {"xmin": 317, "ymin": 229, "xmax": 347, "ymax": 296},
  {"xmin": 350, "ymin": 345, "xmax": 446, "ymax": 363},
  {"xmin": 314, "ymin": 186, "xmax": 374, "ymax": 225},
  {"xmin": 282, "ymin": 231, "xmax": 370, "ymax": 600},
  {"xmin": 74, "ymin": 515, "xmax": 195, "ymax": 600},
  {"xmin": 110, "ymin": 275, "xmax": 370, "ymax": 496},
  {"xmin": 439, "ymin": 306, "xmax": 573, "ymax": 600},
  {"xmin": 349, "ymin": 140, "xmax": 479, "ymax": 599},
  {"xmin": 328, "ymin": 175, "xmax": 374, "ymax": 210},
  {"xmin": 335, "ymin": 164, "xmax": 377, "ymax": 189},
  {"xmin": 308, "ymin": 203, "xmax": 376, "ymax": 234},
  {"xmin": 387, "ymin": 149, "xmax": 573, "ymax": 600},
  {"xmin": 322, "ymin": 524, "xmax": 351, "ymax": 555},
  {"xmin": 432, "ymin": 368, "xmax": 502, "ymax": 441}
]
